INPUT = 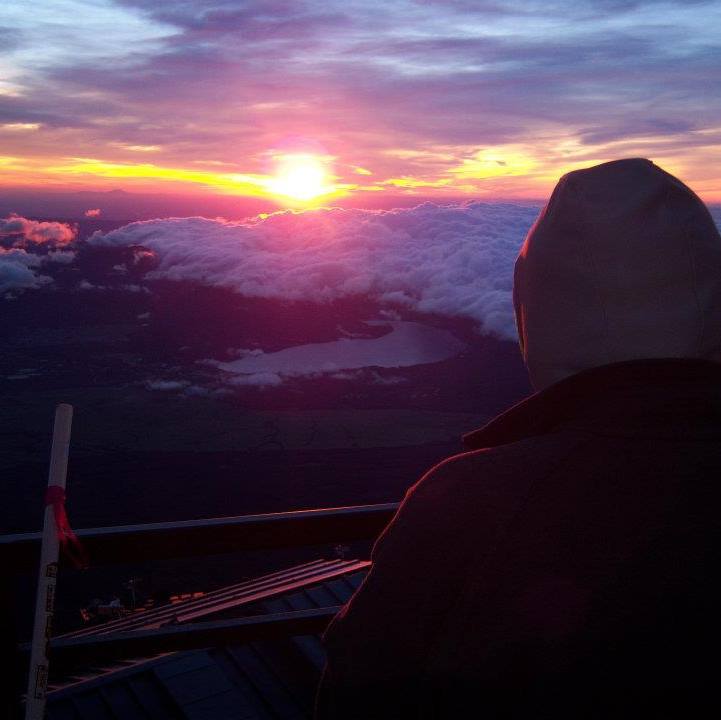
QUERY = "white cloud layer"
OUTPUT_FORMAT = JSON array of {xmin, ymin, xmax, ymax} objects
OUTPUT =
[{"xmin": 90, "ymin": 202, "xmax": 541, "ymax": 340}]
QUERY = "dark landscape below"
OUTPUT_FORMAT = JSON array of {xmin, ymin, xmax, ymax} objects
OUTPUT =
[{"xmin": 2, "ymin": 215, "xmax": 531, "ymax": 634}]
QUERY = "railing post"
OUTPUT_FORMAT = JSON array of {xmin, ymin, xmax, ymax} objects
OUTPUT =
[{"xmin": 25, "ymin": 404, "xmax": 73, "ymax": 720}]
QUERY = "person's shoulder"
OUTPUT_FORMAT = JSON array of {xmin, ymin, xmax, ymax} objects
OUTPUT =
[
  {"xmin": 369, "ymin": 436, "xmax": 568, "ymax": 562},
  {"xmin": 370, "ymin": 431, "xmax": 587, "ymax": 562},
  {"xmin": 406, "ymin": 432, "xmax": 573, "ymax": 509}
]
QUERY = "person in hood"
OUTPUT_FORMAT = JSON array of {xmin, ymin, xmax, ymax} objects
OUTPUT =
[{"xmin": 316, "ymin": 158, "xmax": 721, "ymax": 718}]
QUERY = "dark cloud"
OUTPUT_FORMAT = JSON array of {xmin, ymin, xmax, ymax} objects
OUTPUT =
[
  {"xmin": 0, "ymin": 25, "xmax": 24, "ymax": 51},
  {"xmin": 578, "ymin": 118, "xmax": 697, "ymax": 145},
  {"xmin": 0, "ymin": 249, "xmax": 51, "ymax": 294}
]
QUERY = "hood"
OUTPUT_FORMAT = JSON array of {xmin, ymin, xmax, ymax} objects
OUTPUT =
[{"xmin": 514, "ymin": 158, "xmax": 721, "ymax": 390}]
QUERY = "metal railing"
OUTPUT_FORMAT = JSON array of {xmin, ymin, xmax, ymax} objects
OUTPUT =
[
  {"xmin": 5, "ymin": 403, "xmax": 402, "ymax": 717},
  {"xmin": 6, "ymin": 503, "xmax": 397, "ymax": 678},
  {"xmin": 1, "ymin": 502, "xmax": 399, "ymax": 573}
]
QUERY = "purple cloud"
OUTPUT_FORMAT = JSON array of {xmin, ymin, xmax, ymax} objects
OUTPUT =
[{"xmin": 2, "ymin": 0, "xmax": 720, "ymax": 192}]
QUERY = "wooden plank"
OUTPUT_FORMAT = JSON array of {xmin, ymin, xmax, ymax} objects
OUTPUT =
[{"xmin": 60, "ymin": 559, "xmax": 351, "ymax": 639}]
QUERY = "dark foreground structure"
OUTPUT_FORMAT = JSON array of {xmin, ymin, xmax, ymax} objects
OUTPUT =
[
  {"xmin": 45, "ymin": 559, "xmax": 369, "ymax": 720},
  {"xmin": 318, "ymin": 159, "xmax": 721, "ymax": 717},
  {"xmin": 1, "ymin": 505, "xmax": 393, "ymax": 719}
]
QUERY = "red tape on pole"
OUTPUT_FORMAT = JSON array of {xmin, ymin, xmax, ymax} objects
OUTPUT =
[{"xmin": 45, "ymin": 485, "xmax": 88, "ymax": 569}]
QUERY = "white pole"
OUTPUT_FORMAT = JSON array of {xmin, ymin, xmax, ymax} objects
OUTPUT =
[{"xmin": 25, "ymin": 404, "xmax": 73, "ymax": 720}]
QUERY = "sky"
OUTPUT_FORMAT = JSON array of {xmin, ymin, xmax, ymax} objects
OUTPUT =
[{"xmin": 1, "ymin": 0, "xmax": 721, "ymax": 206}]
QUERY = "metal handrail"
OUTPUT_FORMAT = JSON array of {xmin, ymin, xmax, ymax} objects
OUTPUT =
[{"xmin": 1, "ymin": 502, "xmax": 399, "ymax": 572}]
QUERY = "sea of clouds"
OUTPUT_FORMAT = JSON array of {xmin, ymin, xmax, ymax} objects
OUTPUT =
[
  {"xmin": 4, "ymin": 202, "xmax": 721, "ymax": 345},
  {"xmin": 88, "ymin": 202, "xmax": 540, "ymax": 340}
]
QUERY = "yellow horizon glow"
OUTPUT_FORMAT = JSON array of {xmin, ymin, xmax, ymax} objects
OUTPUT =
[
  {"xmin": 0, "ymin": 135, "xmax": 720, "ymax": 204},
  {"xmin": 28, "ymin": 155, "xmax": 348, "ymax": 205}
]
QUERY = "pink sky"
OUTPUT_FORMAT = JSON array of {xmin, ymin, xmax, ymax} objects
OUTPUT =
[{"xmin": 2, "ymin": 1, "xmax": 720, "ymax": 206}]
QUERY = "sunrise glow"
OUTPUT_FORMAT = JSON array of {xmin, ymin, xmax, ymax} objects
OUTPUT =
[
  {"xmin": 267, "ymin": 155, "xmax": 333, "ymax": 202},
  {"xmin": 0, "ymin": 2, "xmax": 719, "ymax": 205}
]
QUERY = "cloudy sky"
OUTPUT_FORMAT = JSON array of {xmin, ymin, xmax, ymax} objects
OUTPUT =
[{"xmin": 1, "ymin": 0, "xmax": 720, "ymax": 204}]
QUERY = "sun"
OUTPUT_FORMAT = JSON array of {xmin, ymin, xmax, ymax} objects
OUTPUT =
[{"xmin": 268, "ymin": 153, "xmax": 331, "ymax": 201}]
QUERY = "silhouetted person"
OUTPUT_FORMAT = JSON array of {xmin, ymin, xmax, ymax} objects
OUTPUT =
[{"xmin": 316, "ymin": 158, "xmax": 721, "ymax": 718}]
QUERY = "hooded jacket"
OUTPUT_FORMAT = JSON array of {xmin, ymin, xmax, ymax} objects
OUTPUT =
[
  {"xmin": 316, "ymin": 160, "xmax": 721, "ymax": 718},
  {"xmin": 514, "ymin": 158, "xmax": 721, "ymax": 389}
]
